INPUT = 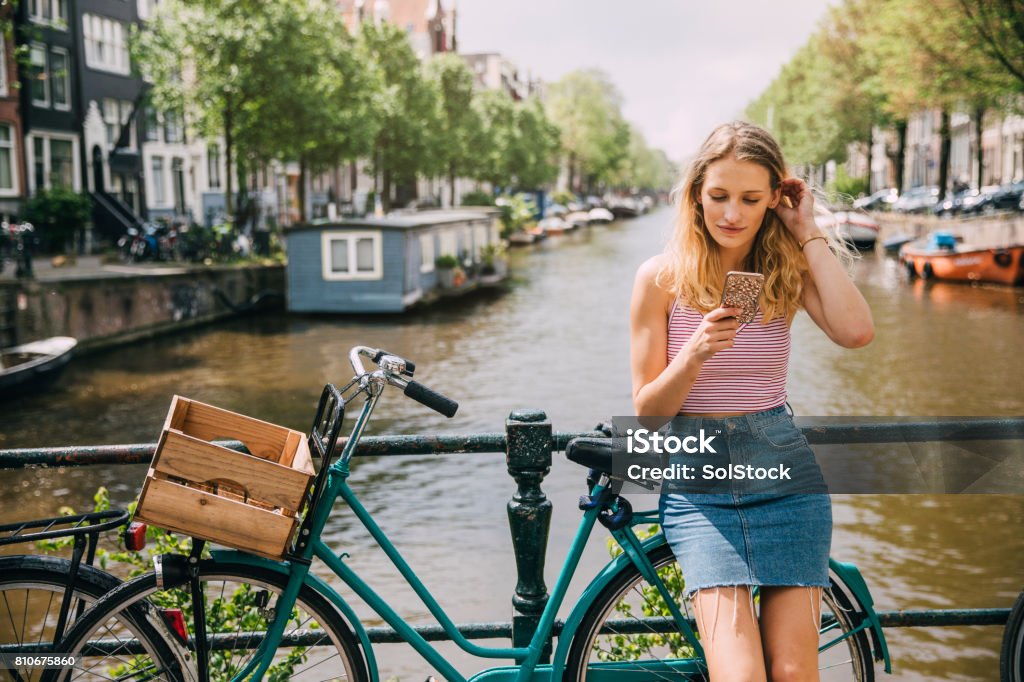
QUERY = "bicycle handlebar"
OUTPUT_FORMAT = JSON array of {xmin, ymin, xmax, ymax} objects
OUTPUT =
[{"xmin": 348, "ymin": 345, "xmax": 458, "ymax": 418}]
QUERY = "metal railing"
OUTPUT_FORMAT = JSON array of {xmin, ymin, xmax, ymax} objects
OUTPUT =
[{"xmin": 1, "ymin": 414, "xmax": 1020, "ymax": 649}]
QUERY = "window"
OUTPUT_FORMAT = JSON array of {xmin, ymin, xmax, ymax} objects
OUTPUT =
[
  {"xmin": 29, "ymin": 133, "xmax": 78, "ymax": 192},
  {"xmin": 321, "ymin": 231, "xmax": 382, "ymax": 281},
  {"xmin": 29, "ymin": 0, "xmax": 68, "ymax": 25},
  {"xmin": 103, "ymin": 99, "xmax": 118, "ymax": 146},
  {"xmin": 151, "ymin": 156, "xmax": 165, "ymax": 204},
  {"xmin": 145, "ymin": 107, "xmax": 160, "ymax": 142},
  {"xmin": 207, "ymin": 143, "xmax": 221, "ymax": 188},
  {"xmin": 0, "ymin": 125, "xmax": 16, "ymax": 194},
  {"xmin": 163, "ymin": 110, "xmax": 183, "ymax": 143},
  {"xmin": 29, "ymin": 45, "xmax": 48, "ymax": 107},
  {"xmin": 419, "ymin": 233, "xmax": 434, "ymax": 273},
  {"xmin": 0, "ymin": 39, "xmax": 7, "ymax": 96},
  {"xmin": 439, "ymin": 229, "xmax": 457, "ymax": 257},
  {"xmin": 50, "ymin": 48, "xmax": 70, "ymax": 109},
  {"xmin": 83, "ymin": 14, "xmax": 129, "ymax": 74}
]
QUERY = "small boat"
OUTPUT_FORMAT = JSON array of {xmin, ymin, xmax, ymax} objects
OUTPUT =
[
  {"xmin": 899, "ymin": 232, "xmax": 1024, "ymax": 285},
  {"xmin": 815, "ymin": 211, "xmax": 879, "ymax": 250},
  {"xmin": 565, "ymin": 211, "xmax": 590, "ymax": 228},
  {"xmin": 609, "ymin": 199, "xmax": 642, "ymax": 219},
  {"xmin": 0, "ymin": 336, "xmax": 78, "ymax": 399},
  {"xmin": 537, "ymin": 217, "xmax": 573, "ymax": 235},
  {"xmin": 882, "ymin": 233, "xmax": 915, "ymax": 254},
  {"xmin": 507, "ymin": 231, "xmax": 538, "ymax": 247},
  {"xmin": 588, "ymin": 208, "xmax": 614, "ymax": 224}
]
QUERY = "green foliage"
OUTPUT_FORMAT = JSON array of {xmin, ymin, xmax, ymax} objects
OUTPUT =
[
  {"xmin": 550, "ymin": 190, "xmax": 576, "ymax": 207},
  {"xmin": 425, "ymin": 54, "xmax": 483, "ymax": 200},
  {"xmin": 21, "ymin": 188, "xmax": 91, "ymax": 253},
  {"xmin": 357, "ymin": 21, "xmax": 441, "ymax": 210},
  {"xmin": 602, "ymin": 525, "xmax": 695, "ymax": 660},
  {"xmin": 546, "ymin": 69, "xmax": 631, "ymax": 192},
  {"xmin": 828, "ymin": 166, "xmax": 869, "ymax": 205},
  {"xmin": 434, "ymin": 254, "xmax": 459, "ymax": 269},
  {"xmin": 461, "ymin": 190, "xmax": 494, "ymax": 206},
  {"xmin": 496, "ymin": 195, "xmax": 534, "ymax": 236}
]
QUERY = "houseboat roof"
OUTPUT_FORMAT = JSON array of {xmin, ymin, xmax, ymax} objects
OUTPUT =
[{"xmin": 287, "ymin": 208, "xmax": 498, "ymax": 233}]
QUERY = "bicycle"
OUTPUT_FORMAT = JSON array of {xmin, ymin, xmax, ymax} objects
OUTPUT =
[
  {"xmin": 48, "ymin": 346, "xmax": 892, "ymax": 681},
  {"xmin": 1002, "ymin": 589, "xmax": 1024, "ymax": 682},
  {"xmin": 0, "ymin": 510, "xmax": 178, "ymax": 681}
]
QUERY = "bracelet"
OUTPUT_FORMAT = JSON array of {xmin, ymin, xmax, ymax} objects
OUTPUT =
[{"xmin": 799, "ymin": 234, "xmax": 828, "ymax": 250}]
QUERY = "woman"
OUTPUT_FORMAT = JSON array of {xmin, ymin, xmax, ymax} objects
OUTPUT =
[{"xmin": 629, "ymin": 121, "xmax": 874, "ymax": 682}]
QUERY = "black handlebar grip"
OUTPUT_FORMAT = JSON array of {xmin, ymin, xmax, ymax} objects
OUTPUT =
[{"xmin": 404, "ymin": 381, "xmax": 458, "ymax": 418}]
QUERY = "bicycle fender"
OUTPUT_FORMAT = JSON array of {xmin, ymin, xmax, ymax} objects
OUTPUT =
[
  {"xmin": 830, "ymin": 558, "xmax": 891, "ymax": 674},
  {"xmin": 548, "ymin": 533, "xmax": 667, "ymax": 678},
  {"xmin": 209, "ymin": 550, "xmax": 379, "ymax": 682}
]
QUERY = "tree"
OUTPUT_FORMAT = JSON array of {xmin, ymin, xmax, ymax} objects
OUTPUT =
[
  {"xmin": 356, "ymin": 21, "xmax": 441, "ymax": 211},
  {"xmin": 472, "ymin": 89, "xmax": 518, "ymax": 189},
  {"xmin": 508, "ymin": 99, "xmax": 561, "ymax": 189},
  {"xmin": 425, "ymin": 54, "xmax": 482, "ymax": 207},
  {"xmin": 546, "ymin": 70, "xmax": 631, "ymax": 193},
  {"xmin": 134, "ymin": 0, "xmax": 377, "ymax": 220}
]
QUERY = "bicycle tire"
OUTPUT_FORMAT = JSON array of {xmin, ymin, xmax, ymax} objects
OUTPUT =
[
  {"xmin": 1001, "ymin": 590, "xmax": 1024, "ymax": 682},
  {"xmin": 0, "ymin": 555, "xmax": 176, "ymax": 682},
  {"xmin": 53, "ymin": 561, "xmax": 368, "ymax": 682},
  {"xmin": 563, "ymin": 543, "xmax": 874, "ymax": 681}
]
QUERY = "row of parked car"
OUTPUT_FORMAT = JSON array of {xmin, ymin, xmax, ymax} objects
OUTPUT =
[{"xmin": 853, "ymin": 181, "xmax": 1024, "ymax": 217}]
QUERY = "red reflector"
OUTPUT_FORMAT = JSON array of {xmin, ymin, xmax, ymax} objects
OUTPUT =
[
  {"xmin": 124, "ymin": 522, "xmax": 147, "ymax": 551},
  {"xmin": 161, "ymin": 608, "xmax": 188, "ymax": 645}
]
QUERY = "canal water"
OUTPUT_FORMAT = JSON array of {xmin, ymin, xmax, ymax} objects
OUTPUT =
[{"xmin": 2, "ymin": 207, "xmax": 1022, "ymax": 680}]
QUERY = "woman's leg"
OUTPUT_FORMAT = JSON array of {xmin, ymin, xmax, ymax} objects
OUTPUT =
[
  {"xmin": 758, "ymin": 585, "xmax": 823, "ymax": 682},
  {"xmin": 692, "ymin": 585, "xmax": 767, "ymax": 682}
]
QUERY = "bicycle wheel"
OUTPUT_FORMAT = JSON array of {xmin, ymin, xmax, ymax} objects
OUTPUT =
[
  {"xmin": 1001, "ymin": 590, "xmax": 1024, "ymax": 682},
  {"xmin": 563, "ymin": 543, "xmax": 874, "ymax": 682},
  {"xmin": 55, "ymin": 561, "xmax": 367, "ymax": 682},
  {"xmin": 0, "ymin": 555, "xmax": 176, "ymax": 682}
]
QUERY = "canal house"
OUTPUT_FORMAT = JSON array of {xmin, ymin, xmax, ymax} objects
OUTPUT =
[{"xmin": 285, "ymin": 209, "xmax": 506, "ymax": 313}]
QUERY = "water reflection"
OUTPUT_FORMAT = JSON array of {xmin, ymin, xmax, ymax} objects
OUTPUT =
[{"xmin": 1, "ymin": 209, "xmax": 1021, "ymax": 680}]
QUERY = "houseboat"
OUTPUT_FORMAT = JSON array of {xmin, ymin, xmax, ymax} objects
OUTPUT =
[{"xmin": 285, "ymin": 209, "xmax": 507, "ymax": 313}]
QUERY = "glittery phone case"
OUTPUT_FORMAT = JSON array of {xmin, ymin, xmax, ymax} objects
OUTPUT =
[{"xmin": 720, "ymin": 271, "xmax": 764, "ymax": 324}]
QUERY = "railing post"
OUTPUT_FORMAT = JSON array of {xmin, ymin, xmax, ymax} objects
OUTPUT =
[{"xmin": 505, "ymin": 408, "xmax": 553, "ymax": 659}]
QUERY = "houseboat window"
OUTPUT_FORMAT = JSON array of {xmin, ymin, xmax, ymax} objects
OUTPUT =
[
  {"xmin": 321, "ymin": 231, "xmax": 382, "ymax": 281},
  {"xmin": 419, "ymin": 233, "xmax": 434, "ymax": 273}
]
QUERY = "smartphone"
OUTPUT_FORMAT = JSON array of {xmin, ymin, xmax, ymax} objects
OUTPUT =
[{"xmin": 720, "ymin": 271, "xmax": 764, "ymax": 324}]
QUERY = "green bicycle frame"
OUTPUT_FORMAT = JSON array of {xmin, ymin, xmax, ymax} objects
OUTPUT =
[{"xmin": 220, "ymin": 386, "xmax": 889, "ymax": 681}]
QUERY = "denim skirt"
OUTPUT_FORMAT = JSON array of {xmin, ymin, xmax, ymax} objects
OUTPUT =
[{"xmin": 658, "ymin": 404, "xmax": 832, "ymax": 598}]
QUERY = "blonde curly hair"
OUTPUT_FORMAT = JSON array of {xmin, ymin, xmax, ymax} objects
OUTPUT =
[{"xmin": 657, "ymin": 121, "xmax": 846, "ymax": 323}]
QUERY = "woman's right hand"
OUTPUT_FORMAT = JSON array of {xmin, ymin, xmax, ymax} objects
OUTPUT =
[{"xmin": 683, "ymin": 307, "xmax": 742, "ymax": 362}]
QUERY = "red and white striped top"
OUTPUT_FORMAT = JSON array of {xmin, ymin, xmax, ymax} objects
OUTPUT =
[{"xmin": 666, "ymin": 300, "xmax": 790, "ymax": 413}]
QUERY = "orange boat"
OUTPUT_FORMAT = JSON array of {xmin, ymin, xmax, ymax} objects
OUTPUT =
[{"xmin": 900, "ymin": 233, "xmax": 1024, "ymax": 285}]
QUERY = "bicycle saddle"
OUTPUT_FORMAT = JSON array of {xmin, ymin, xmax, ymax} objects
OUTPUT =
[{"xmin": 565, "ymin": 436, "xmax": 624, "ymax": 475}]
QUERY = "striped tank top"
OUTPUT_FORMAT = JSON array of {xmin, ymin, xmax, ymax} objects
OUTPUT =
[{"xmin": 666, "ymin": 300, "xmax": 790, "ymax": 413}]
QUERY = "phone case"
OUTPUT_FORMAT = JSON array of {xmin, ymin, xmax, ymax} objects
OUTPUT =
[{"xmin": 720, "ymin": 271, "xmax": 764, "ymax": 324}]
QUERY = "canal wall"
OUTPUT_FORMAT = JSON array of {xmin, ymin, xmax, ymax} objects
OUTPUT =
[
  {"xmin": 0, "ymin": 264, "xmax": 284, "ymax": 351},
  {"xmin": 875, "ymin": 212, "xmax": 1024, "ymax": 247}
]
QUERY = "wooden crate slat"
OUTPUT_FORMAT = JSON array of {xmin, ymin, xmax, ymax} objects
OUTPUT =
[
  {"xmin": 136, "ymin": 477, "xmax": 296, "ymax": 560},
  {"xmin": 155, "ymin": 431, "xmax": 313, "ymax": 511},
  {"xmin": 181, "ymin": 401, "xmax": 289, "ymax": 461}
]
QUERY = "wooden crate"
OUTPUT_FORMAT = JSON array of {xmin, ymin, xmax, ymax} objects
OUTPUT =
[{"xmin": 135, "ymin": 396, "xmax": 314, "ymax": 560}]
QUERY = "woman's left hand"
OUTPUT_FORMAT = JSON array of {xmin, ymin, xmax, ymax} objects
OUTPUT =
[{"xmin": 773, "ymin": 178, "xmax": 817, "ymax": 240}]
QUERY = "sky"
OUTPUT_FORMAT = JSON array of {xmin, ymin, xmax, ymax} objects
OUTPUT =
[{"xmin": 454, "ymin": 0, "xmax": 839, "ymax": 164}]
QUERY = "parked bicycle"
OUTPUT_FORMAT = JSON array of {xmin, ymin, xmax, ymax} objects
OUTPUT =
[
  {"xmin": 47, "ymin": 346, "xmax": 892, "ymax": 681},
  {"xmin": 0, "ymin": 509, "xmax": 175, "ymax": 682}
]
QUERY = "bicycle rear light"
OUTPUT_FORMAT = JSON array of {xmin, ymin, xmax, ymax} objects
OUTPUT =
[
  {"xmin": 160, "ymin": 608, "xmax": 189, "ymax": 646},
  {"xmin": 124, "ymin": 521, "xmax": 147, "ymax": 551}
]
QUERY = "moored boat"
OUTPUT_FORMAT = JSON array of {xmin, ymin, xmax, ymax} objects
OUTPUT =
[
  {"xmin": 0, "ymin": 336, "xmax": 78, "ymax": 399},
  {"xmin": 899, "ymin": 233, "xmax": 1024, "ymax": 285},
  {"xmin": 588, "ymin": 208, "xmax": 614, "ymax": 224},
  {"xmin": 537, "ymin": 217, "xmax": 572, "ymax": 235},
  {"xmin": 815, "ymin": 211, "xmax": 879, "ymax": 250}
]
